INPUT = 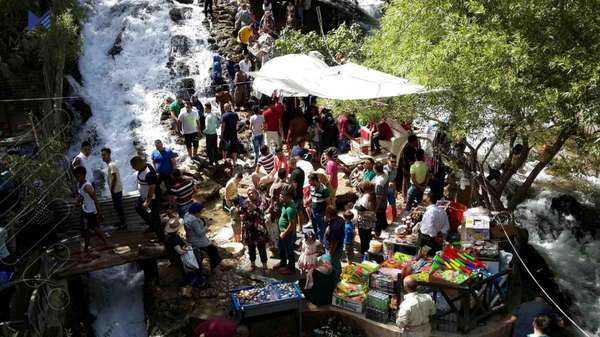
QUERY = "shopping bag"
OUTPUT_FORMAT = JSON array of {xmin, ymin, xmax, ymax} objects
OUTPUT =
[{"xmin": 181, "ymin": 250, "xmax": 199, "ymax": 270}]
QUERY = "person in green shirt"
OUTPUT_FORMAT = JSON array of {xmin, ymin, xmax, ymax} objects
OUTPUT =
[
  {"xmin": 362, "ymin": 157, "xmax": 376, "ymax": 182},
  {"xmin": 170, "ymin": 94, "xmax": 185, "ymax": 123},
  {"xmin": 275, "ymin": 185, "xmax": 297, "ymax": 275},
  {"xmin": 405, "ymin": 149, "xmax": 429, "ymax": 212}
]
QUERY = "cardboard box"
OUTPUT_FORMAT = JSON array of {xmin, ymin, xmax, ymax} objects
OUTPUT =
[{"xmin": 461, "ymin": 215, "xmax": 490, "ymax": 241}]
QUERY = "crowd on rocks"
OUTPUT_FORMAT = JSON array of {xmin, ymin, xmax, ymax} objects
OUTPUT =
[{"xmin": 66, "ymin": 1, "xmax": 460, "ymax": 335}]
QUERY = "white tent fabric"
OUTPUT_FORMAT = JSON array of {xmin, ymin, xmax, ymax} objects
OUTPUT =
[{"xmin": 249, "ymin": 54, "xmax": 427, "ymax": 99}]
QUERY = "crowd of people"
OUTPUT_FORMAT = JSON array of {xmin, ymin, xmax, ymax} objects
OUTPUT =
[{"xmin": 65, "ymin": 3, "xmax": 565, "ymax": 336}]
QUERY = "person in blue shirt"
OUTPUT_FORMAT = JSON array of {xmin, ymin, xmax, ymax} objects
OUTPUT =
[
  {"xmin": 151, "ymin": 139, "xmax": 177, "ymax": 197},
  {"xmin": 342, "ymin": 210, "xmax": 355, "ymax": 262},
  {"xmin": 506, "ymin": 297, "xmax": 564, "ymax": 337}
]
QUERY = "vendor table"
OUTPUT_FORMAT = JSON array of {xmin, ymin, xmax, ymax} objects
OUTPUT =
[
  {"xmin": 230, "ymin": 281, "xmax": 305, "ymax": 336},
  {"xmin": 415, "ymin": 264, "xmax": 512, "ymax": 333}
]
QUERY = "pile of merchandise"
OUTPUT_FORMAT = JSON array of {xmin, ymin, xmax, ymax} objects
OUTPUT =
[
  {"xmin": 331, "ymin": 244, "xmax": 496, "ymax": 325},
  {"xmin": 233, "ymin": 282, "xmax": 302, "ymax": 306},
  {"xmin": 332, "ymin": 261, "xmax": 379, "ymax": 313}
]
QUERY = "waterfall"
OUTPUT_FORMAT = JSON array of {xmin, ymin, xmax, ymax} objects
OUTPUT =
[
  {"xmin": 74, "ymin": 1, "xmax": 214, "ymax": 336},
  {"xmin": 71, "ymin": 0, "xmax": 213, "ymax": 194},
  {"xmin": 87, "ymin": 263, "xmax": 146, "ymax": 337}
]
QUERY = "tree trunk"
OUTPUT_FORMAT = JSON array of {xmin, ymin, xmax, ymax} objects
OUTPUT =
[{"xmin": 508, "ymin": 127, "xmax": 573, "ymax": 209}]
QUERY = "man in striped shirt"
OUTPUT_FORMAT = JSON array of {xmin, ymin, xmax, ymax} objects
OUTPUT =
[
  {"xmin": 252, "ymin": 145, "xmax": 276, "ymax": 187},
  {"xmin": 170, "ymin": 169, "xmax": 197, "ymax": 218},
  {"xmin": 308, "ymin": 172, "xmax": 330, "ymax": 243}
]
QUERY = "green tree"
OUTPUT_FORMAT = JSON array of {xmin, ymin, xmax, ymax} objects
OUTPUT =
[
  {"xmin": 362, "ymin": 0, "xmax": 600, "ymax": 209},
  {"xmin": 274, "ymin": 23, "xmax": 365, "ymax": 65}
]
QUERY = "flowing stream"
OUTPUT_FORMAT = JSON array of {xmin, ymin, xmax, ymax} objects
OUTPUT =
[
  {"xmin": 71, "ymin": 0, "xmax": 213, "ymax": 193},
  {"xmin": 73, "ymin": 1, "xmax": 213, "ymax": 336},
  {"xmin": 516, "ymin": 190, "xmax": 600, "ymax": 336},
  {"xmin": 87, "ymin": 263, "xmax": 146, "ymax": 337}
]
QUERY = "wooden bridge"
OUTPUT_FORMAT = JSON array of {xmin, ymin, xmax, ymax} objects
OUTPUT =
[{"xmin": 47, "ymin": 191, "xmax": 167, "ymax": 278}]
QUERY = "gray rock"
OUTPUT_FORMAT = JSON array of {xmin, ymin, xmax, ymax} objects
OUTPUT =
[
  {"xmin": 107, "ymin": 25, "xmax": 126, "ymax": 57},
  {"xmin": 170, "ymin": 35, "xmax": 191, "ymax": 56},
  {"xmin": 169, "ymin": 7, "xmax": 192, "ymax": 22},
  {"xmin": 175, "ymin": 0, "xmax": 194, "ymax": 3}
]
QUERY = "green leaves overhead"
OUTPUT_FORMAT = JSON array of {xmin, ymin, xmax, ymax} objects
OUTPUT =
[
  {"xmin": 274, "ymin": 23, "xmax": 365, "ymax": 65},
  {"xmin": 364, "ymin": 0, "xmax": 600, "ymax": 142}
]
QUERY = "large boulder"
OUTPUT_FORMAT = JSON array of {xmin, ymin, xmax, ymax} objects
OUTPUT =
[
  {"xmin": 171, "ymin": 35, "xmax": 191, "ymax": 56},
  {"xmin": 193, "ymin": 179, "xmax": 222, "ymax": 203},
  {"xmin": 169, "ymin": 7, "xmax": 192, "ymax": 22},
  {"xmin": 217, "ymin": 242, "xmax": 245, "ymax": 258}
]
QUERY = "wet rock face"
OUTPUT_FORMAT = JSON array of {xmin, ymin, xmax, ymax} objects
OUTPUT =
[
  {"xmin": 171, "ymin": 61, "xmax": 191, "ymax": 77},
  {"xmin": 107, "ymin": 26, "xmax": 126, "ymax": 57},
  {"xmin": 176, "ymin": 77, "xmax": 196, "ymax": 99},
  {"xmin": 169, "ymin": 7, "xmax": 192, "ymax": 23},
  {"xmin": 171, "ymin": 35, "xmax": 192, "ymax": 56},
  {"xmin": 174, "ymin": 0, "xmax": 194, "ymax": 4}
]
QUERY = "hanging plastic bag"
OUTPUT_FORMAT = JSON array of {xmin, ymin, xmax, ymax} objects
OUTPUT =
[{"xmin": 181, "ymin": 250, "xmax": 199, "ymax": 270}]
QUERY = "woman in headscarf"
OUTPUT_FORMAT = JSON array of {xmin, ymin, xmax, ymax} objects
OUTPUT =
[{"xmin": 239, "ymin": 187, "xmax": 270, "ymax": 271}]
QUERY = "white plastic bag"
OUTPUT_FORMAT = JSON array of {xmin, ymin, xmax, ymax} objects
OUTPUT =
[{"xmin": 181, "ymin": 250, "xmax": 199, "ymax": 270}]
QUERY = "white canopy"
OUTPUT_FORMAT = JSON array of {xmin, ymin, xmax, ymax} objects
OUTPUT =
[{"xmin": 249, "ymin": 54, "xmax": 428, "ymax": 100}]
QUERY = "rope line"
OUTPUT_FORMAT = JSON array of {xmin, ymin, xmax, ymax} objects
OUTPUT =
[{"xmin": 497, "ymin": 214, "xmax": 592, "ymax": 337}]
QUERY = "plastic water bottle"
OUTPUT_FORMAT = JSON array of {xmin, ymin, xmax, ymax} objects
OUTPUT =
[{"xmin": 362, "ymin": 252, "xmax": 369, "ymax": 262}]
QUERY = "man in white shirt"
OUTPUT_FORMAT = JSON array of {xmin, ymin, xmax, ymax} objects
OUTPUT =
[
  {"xmin": 177, "ymin": 101, "xmax": 201, "ymax": 158},
  {"xmin": 249, "ymin": 108, "xmax": 265, "ymax": 166},
  {"xmin": 396, "ymin": 276, "xmax": 436, "ymax": 337},
  {"xmin": 418, "ymin": 188, "xmax": 449, "ymax": 255},
  {"xmin": 101, "ymin": 147, "xmax": 126, "ymax": 230},
  {"xmin": 72, "ymin": 141, "xmax": 95, "ymax": 185},
  {"xmin": 239, "ymin": 53, "xmax": 252, "ymax": 73}
]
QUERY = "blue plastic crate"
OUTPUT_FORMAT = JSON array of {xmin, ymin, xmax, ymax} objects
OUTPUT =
[{"xmin": 230, "ymin": 281, "xmax": 304, "ymax": 320}]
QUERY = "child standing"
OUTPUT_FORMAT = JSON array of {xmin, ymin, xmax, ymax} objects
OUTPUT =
[
  {"xmin": 343, "ymin": 210, "xmax": 355, "ymax": 262},
  {"xmin": 298, "ymin": 231, "xmax": 318, "ymax": 289}
]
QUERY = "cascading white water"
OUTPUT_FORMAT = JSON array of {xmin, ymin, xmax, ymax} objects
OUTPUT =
[
  {"xmin": 73, "ymin": 1, "xmax": 213, "ymax": 336},
  {"xmin": 516, "ymin": 190, "xmax": 600, "ymax": 336},
  {"xmin": 71, "ymin": 0, "xmax": 213, "ymax": 193},
  {"xmin": 87, "ymin": 263, "xmax": 146, "ymax": 337}
]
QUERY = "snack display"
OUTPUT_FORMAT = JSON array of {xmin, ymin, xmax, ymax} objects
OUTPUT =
[{"xmin": 235, "ymin": 282, "xmax": 300, "ymax": 306}]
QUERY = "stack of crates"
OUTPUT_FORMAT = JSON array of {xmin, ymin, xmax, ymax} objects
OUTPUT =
[
  {"xmin": 369, "ymin": 273, "xmax": 401, "ymax": 322},
  {"xmin": 365, "ymin": 290, "xmax": 390, "ymax": 323}
]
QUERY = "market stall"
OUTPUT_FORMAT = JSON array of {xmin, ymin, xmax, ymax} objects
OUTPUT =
[
  {"xmin": 230, "ymin": 281, "xmax": 305, "ymax": 336},
  {"xmin": 330, "ymin": 207, "xmax": 514, "ymax": 333}
]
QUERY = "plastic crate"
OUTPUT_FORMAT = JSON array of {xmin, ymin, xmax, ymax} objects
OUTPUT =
[
  {"xmin": 365, "ymin": 306, "xmax": 389, "ymax": 323},
  {"xmin": 389, "ymin": 309, "xmax": 397, "ymax": 322},
  {"xmin": 332, "ymin": 293, "xmax": 365, "ymax": 313},
  {"xmin": 366, "ymin": 290, "xmax": 390, "ymax": 311},
  {"xmin": 369, "ymin": 273, "xmax": 400, "ymax": 295},
  {"xmin": 230, "ymin": 281, "xmax": 304, "ymax": 320}
]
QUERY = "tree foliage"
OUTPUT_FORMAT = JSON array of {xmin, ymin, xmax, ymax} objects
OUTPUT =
[
  {"xmin": 274, "ymin": 23, "xmax": 366, "ymax": 65},
  {"xmin": 360, "ymin": 0, "xmax": 600, "ymax": 209}
]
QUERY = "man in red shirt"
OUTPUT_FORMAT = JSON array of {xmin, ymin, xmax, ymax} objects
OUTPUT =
[
  {"xmin": 193, "ymin": 319, "xmax": 248, "ymax": 337},
  {"xmin": 263, "ymin": 96, "xmax": 284, "ymax": 147}
]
